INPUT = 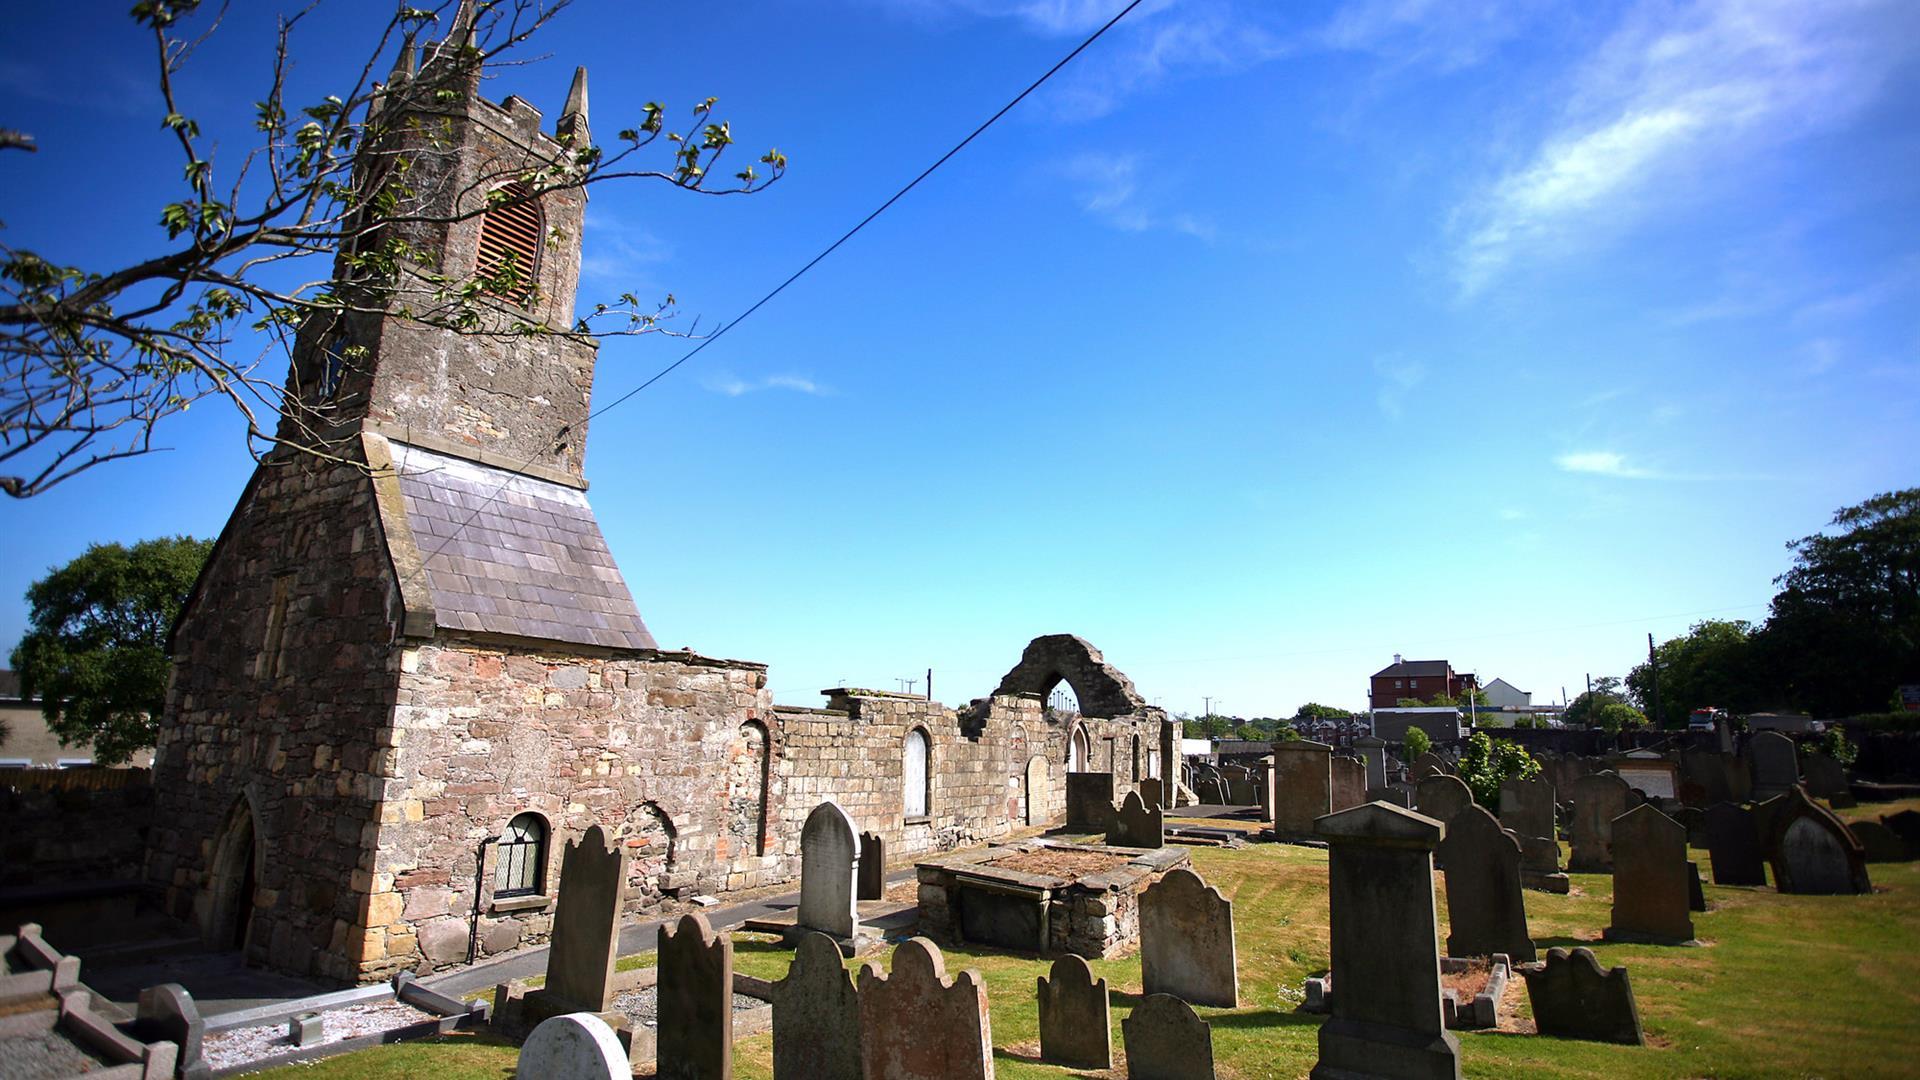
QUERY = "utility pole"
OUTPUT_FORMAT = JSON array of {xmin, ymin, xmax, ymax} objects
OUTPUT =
[
  {"xmin": 1647, "ymin": 633, "xmax": 1663, "ymax": 730},
  {"xmin": 925, "ymin": 668, "xmax": 933, "ymax": 702}
]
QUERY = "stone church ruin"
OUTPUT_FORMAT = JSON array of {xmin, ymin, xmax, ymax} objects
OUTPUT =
[{"xmin": 136, "ymin": 29, "xmax": 1166, "ymax": 983}]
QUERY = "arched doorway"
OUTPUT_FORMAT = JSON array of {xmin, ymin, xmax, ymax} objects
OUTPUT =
[
  {"xmin": 727, "ymin": 721, "xmax": 770, "ymax": 858},
  {"xmin": 618, "ymin": 803, "xmax": 677, "ymax": 910},
  {"xmin": 1067, "ymin": 725, "xmax": 1090, "ymax": 772},
  {"xmin": 205, "ymin": 797, "xmax": 260, "ymax": 951}
]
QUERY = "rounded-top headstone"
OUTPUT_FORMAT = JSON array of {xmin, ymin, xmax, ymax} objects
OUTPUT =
[{"xmin": 517, "ymin": 1012, "xmax": 629, "ymax": 1080}]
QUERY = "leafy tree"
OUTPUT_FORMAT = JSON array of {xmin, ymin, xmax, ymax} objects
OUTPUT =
[
  {"xmin": 1456, "ymin": 732, "xmax": 1542, "ymax": 808},
  {"xmin": 1293, "ymin": 702, "xmax": 1353, "ymax": 721},
  {"xmin": 1595, "ymin": 701, "xmax": 1648, "ymax": 735},
  {"xmin": 1564, "ymin": 675, "xmax": 1627, "ymax": 728},
  {"xmin": 1755, "ymin": 489, "xmax": 1920, "ymax": 716},
  {"xmin": 1628, "ymin": 619, "xmax": 1763, "ymax": 728},
  {"xmin": 1810, "ymin": 727, "xmax": 1859, "ymax": 766},
  {"xmin": 10, "ymin": 536, "xmax": 211, "ymax": 763},
  {"xmin": 1402, "ymin": 725, "xmax": 1432, "ymax": 759},
  {"xmin": 0, "ymin": 0, "xmax": 785, "ymax": 497}
]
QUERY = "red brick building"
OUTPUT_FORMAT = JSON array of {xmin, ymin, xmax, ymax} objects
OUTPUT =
[{"xmin": 1369, "ymin": 656, "xmax": 1477, "ymax": 708}]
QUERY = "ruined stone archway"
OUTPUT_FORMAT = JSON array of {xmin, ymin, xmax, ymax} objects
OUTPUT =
[
  {"xmin": 617, "ymin": 803, "xmax": 677, "ymax": 910},
  {"xmin": 727, "ymin": 721, "xmax": 771, "ymax": 858},
  {"xmin": 994, "ymin": 635, "xmax": 1147, "ymax": 718},
  {"xmin": 204, "ymin": 795, "xmax": 263, "ymax": 952}
]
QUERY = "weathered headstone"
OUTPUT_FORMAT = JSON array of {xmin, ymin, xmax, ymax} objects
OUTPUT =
[
  {"xmin": 1615, "ymin": 756, "xmax": 1679, "ymax": 801},
  {"xmin": 518, "ymin": 1012, "xmax": 631, "ymax": 1080},
  {"xmin": 1436, "ymin": 805, "xmax": 1534, "ymax": 961},
  {"xmin": 771, "ymin": 931, "xmax": 860, "ymax": 1080},
  {"xmin": 132, "ymin": 983, "xmax": 203, "ymax": 1075},
  {"xmin": 1413, "ymin": 751, "xmax": 1451, "ymax": 778},
  {"xmin": 1769, "ymin": 786, "xmax": 1871, "ymax": 895},
  {"xmin": 1567, "ymin": 772, "xmax": 1634, "ymax": 873},
  {"xmin": 1036, "ymin": 953, "xmax": 1111, "ymax": 1070},
  {"xmin": 858, "ymin": 831, "xmax": 886, "ymax": 902},
  {"xmin": 1498, "ymin": 776, "xmax": 1555, "ymax": 847},
  {"xmin": 1748, "ymin": 731, "xmax": 1798, "ymax": 801},
  {"xmin": 1800, "ymin": 754, "xmax": 1854, "ymax": 808},
  {"xmin": 857, "ymin": 937, "xmax": 993, "ymax": 1080},
  {"xmin": 1140, "ymin": 776, "xmax": 1164, "ymax": 811},
  {"xmin": 1603, "ymin": 804, "xmax": 1694, "ymax": 944},
  {"xmin": 1024, "ymin": 756, "xmax": 1050, "ymax": 825},
  {"xmin": 1140, "ymin": 867, "xmax": 1238, "ymax": 1008},
  {"xmin": 1750, "ymin": 792, "xmax": 1787, "ymax": 854},
  {"xmin": 1680, "ymin": 749, "xmax": 1734, "ymax": 806},
  {"xmin": 1122, "ymin": 993, "xmax": 1215, "ymax": 1080},
  {"xmin": 1222, "ymin": 765, "xmax": 1257, "ymax": 807},
  {"xmin": 658, "ymin": 912, "xmax": 733, "ymax": 1080},
  {"xmin": 545, "ymin": 824, "xmax": 626, "ymax": 1012},
  {"xmin": 1673, "ymin": 806, "xmax": 1707, "ymax": 849},
  {"xmin": 1356, "ymin": 736, "xmax": 1389, "ymax": 798},
  {"xmin": 1271, "ymin": 740, "xmax": 1335, "ymax": 837},
  {"xmin": 1519, "ymin": 947, "xmax": 1643, "ymax": 1045},
  {"xmin": 1331, "ymin": 756, "xmax": 1367, "ymax": 812},
  {"xmin": 1415, "ymin": 774, "xmax": 1473, "ymax": 830},
  {"xmin": 800, "ymin": 801, "xmax": 860, "ymax": 940},
  {"xmin": 1066, "ymin": 772, "xmax": 1116, "ymax": 832},
  {"xmin": 1883, "ymin": 809, "xmax": 1920, "ymax": 852},
  {"xmin": 1687, "ymin": 861, "xmax": 1706, "ymax": 912},
  {"xmin": 1107, "ymin": 789, "xmax": 1164, "ymax": 849},
  {"xmin": 1312, "ymin": 802, "xmax": 1461, "ymax": 1080},
  {"xmin": 1850, "ymin": 820, "xmax": 1910, "ymax": 863}
]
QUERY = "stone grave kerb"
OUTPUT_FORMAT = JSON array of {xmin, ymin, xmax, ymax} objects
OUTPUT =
[
  {"xmin": 544, "ymin": 823, "xmax": 626, "ymax": 1012},
  {"xmin": 1036, "ymin": 952, "xmax": 1112, "ymax": 1070}
]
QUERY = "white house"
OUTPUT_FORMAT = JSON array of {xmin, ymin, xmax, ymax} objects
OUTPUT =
[{"xmin": 1480, "ymin": 677, "xmax": 1532, "ymax": 709}]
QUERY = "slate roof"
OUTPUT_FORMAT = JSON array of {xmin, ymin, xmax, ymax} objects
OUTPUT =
[
  {"xmin": 1372, "ymin": 658, "xmax": 1453, "ymax": 679},
  {"xmin": 392, "ymin": 442, "xmax": 658, "ymax": 651}
]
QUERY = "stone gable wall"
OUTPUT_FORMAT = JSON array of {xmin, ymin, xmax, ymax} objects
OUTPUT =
[{"xmin": 147, "ymin": 455, "xmax": 405, "ymax": 983}]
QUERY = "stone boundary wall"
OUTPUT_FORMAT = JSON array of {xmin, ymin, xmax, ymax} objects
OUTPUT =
[{"xmin": 0, "ymin": 779, "xmax": 155, "ymax": 887}]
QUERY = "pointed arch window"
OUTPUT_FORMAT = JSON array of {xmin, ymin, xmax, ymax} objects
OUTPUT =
[
  {"xmin": 476, "ymin": 182, "xmax": 543, "ymax": 304},
  {"xmin": 495, "ymin": 813, "xmax": 548, "ymax": 898}
]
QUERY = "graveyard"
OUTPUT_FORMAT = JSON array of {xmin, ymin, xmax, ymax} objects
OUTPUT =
[{"xmin": 230, "ymin": 798, "xmax": 1920, "ymax": 1079}]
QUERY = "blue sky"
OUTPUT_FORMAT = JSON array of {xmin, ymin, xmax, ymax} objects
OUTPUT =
[{"xmin": 3, "ymin": 0, "xmax": 1916, "ymax": 717}]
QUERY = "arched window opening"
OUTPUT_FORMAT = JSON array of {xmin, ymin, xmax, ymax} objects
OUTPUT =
[
  {"xmin": 495, "ymin": 813, "xmax": 547, "ymax": 898},
  {"xmin": 728, "ymin": 721, "xmax": 771, "ymax": 858},
  {"xmin": 476, "ymin": 182, "xmax": 543, "ymax": 304},
  {"xmin": 1132, "ymin": 734, "xmax": 1141, "ymax": 781},
  {"xmin": 1068, "ymin": 726, "xmax": 1090, "ymax": 772},
  {"xmin": 620, "ymin": 803, "xmax": 678, "ymax": 907},
  {"xmin": 904, "ymin": 729, "xmax": 930, "ymax": 819},
  {"xmin": 1045, "ymin": 677, "xmax": 1081, "ymax": 717}
]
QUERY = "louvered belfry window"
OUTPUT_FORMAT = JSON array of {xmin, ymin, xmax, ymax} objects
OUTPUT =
[{"xmin": 476, "ymin": 182, "xmax": 542, "ymax": 304}]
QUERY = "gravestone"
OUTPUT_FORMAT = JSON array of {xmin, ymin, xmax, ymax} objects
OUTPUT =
[
  {"xmin": 771, "ymin": 932, "xmax": 861, "ymax": 1080},
  {"xmin": 1036, "ymin": 953, "xmax": 1111, "ymax": 1070},
  {"xmin": 1568, "ymin": 772, "xmax": 1635, "ymax": 873},
  {"xmin": 1850, "ymin": 820, "xmax": 1909, "ymax": 863},
  {"xmin": 1196, "ymin": 770, "xmax": 1227, "ymax": 806},
  {"xmin": 1436, "ymin": 805, "xmax": 1535, "ymax": 961},
  {"xmin": 1222, "ymin": 766, "xmax": 1257, "ymax": 807},
  {"xmin": 800, "ymin": 801, "xmax": 860, "ymax": 939},
  {"xmin": 1140, "ymin": 776, "xmax": 1164, "ymax": 811},
  {"xmin": 1140, "ymin": 867, "xmax": 1238, "ymax": 1008},
  {"xmin": 1331, "ymin": 756, "xmax": 1367, "ymax": 812},
  {"xmin": 1519, "ymin": 947, "xmax": 1643, "ymax": 1045},
  {"xmin": 1615, "ymin": 757, "xmax": 1679, "ymax": 801},
  {"xmin": 1673, "ymin": 806, "xmax": 1707, "ymax": 849},
  {"xmin": 1884, "ymin": 809, "xmax": 1920, "ymax": 851},
  {"xmin": 858, "ymin": 831, "xmax": 886, "ymax": 902},
  {"xmin": 1271, "ymin": 741, "xmax": 1335, "ymax": 837},
  {"xmin": 1748, "ymin": 731, "xmax": 1798, "ymax": 800},
  {"xmin": 1066, "ymin": 772, "xmax": 1116, "ymax": 832},
  {"xmin": 1107, "ymin": 790, "xmax": 1165, "ymax": 849},
  {"xmin": 1498, "ymin": 776, "xmax": 1555, "ymax": 846},
  {"xmin": 1024, "ymin": 756, "xmax": 1050, "ymax": 825},
  {"xmin": 1687, "ymin": 862, "xmax": 1706, "ymax": 912},
  {"xmin": 1413, "ymin": 751, "xmax": 1451, "ymax": 778},
  {"xmin": 1680, "ymin": 749, "xmax": 1734, "ymax": 806},
  {"xmin": 857, "ymin": 937, "xmax": 993, "ymax": 1080},
  {"xmin": 545, "ymin": 824, "xmax": 626, "ymax": 1012},
  {"xmin": 1122, "ymin": 993, "xmax": 1215, "ymax": 1080},
  {"xmin": 1801, "ymin": 754, "xmax": 1854, "ymax": 808},
  {"xmin": 1416, "ymin": 774, "xmax": 1473, "ymax": 830},
  {"xmin": 1356, "ymin": 737, "xmax": 1389, "ymax": 798},
  {"xmin": 132, "ymin": 983, "xmax": 203, "ymax": 1076},
  {"xmin": 1750, "ymin": 793, "xmax": 1787, "ymax": 855},
  {"xmin": 1312, "ymin": 802, "xmax": 1461, "ymax": 1080},
  {"xmin": 1603, "ymin": 805, "xmax": 1694, "ymax": 944},
  {"xmin": 1769, "ymin": 787, "xmax": 1871, "ymax": 895},
  {"xmin": 518, "ymin": 1013, "xmax": 631, "ymax": 1080},
  {"xmin": 658, "ymin": 912, "xmax": 733, "ymax": 1080}
]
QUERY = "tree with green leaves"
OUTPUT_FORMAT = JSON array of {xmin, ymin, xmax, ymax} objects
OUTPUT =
[
  {"xmin": 1402, "ymin": 725, "xmax": 1432, "ymax": 759},
  {"xmin": 1456, "ymin": 731, "xmax": 1542, "ymax": 808},
  {"xmin": 1595, "ymin": 701, "xmax": 1648, "ymax": 735},
  {"xmin": 1756, "ymin": 488, "xmax": 1919, "ymax": 716},
  {"xmin": 0, "ymin": 0, "xmax": 785, "ymax": 497},
  {"xmin": 1564, "ymin": 675, "xmax": 1627, "ymax": 728},
  {"xmin": 1628, "ymin": 619, "xmax": 1764, "ymax": 728},
  {"xmin": 1293, "ymin": 702, "xmax": 1353, "ymax": 721},
  {"xmin": 10, "ymin": 536, "xmax": 212, "ymax": 763}
]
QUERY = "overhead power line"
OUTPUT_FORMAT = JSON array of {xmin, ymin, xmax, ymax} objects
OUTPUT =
[{"xmin": 407, "ymin": 0, "xmax": 1149, "ymax": 587}]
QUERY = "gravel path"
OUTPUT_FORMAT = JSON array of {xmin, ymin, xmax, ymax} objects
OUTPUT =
[
  {"xmin": 612, "ymin": 986, "xmax": 763, "ymax": 1030},
  {"xmin": 0, "ymin": 1032, "xmax": 110, "ymax": 1079},
  {"xmin": 200, "ymin": 1000, "xmax": 437, "ymax": 1070}
]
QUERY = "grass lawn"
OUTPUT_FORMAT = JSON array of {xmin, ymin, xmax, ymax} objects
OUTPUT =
[{"xmin": 261, "ymin": 812, "xmax": 1920, "ymax": 1079}]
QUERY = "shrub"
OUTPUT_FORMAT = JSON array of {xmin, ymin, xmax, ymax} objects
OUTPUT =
[
  {"xmin": 1458, "ymin": 731, "xmax": 1542, "ymax": 808},
  {"xmin": 1403, "ymin": 726, "xmax": 1432, "ymax": 760}
]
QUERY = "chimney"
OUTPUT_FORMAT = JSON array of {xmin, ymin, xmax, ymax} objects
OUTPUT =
[{"xmin": 1393, "ymin": 653, "xmax": 1403, "ymax": 665}]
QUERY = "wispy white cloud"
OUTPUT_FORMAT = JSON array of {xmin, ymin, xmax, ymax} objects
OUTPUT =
[
  {"xmin": 1554, "ymin": 450, "xmax": 1656, "ymax": 479},
  {"xmin": 1058, "ymin": 152, "xmax": 1214, "ymax": 239},
  {"xmin": 1498, "ymin": 507, "xmax": 1528, "ymax": 521},
  {"xmin": 579, "ymin": 212, "xmax": 672, "ymax": 284},
  {"xmin": 1319, "ymin": 0, "xmax": 1545, "ymax": 73},
  {"xmin": 1374, "ymin": 355, "xmax": 1427, "ymax": 419},
  {"xmin": 703, "ymin": 371, "xmax": 832, "ymax": 397},
  {"xmin": 1449, "ymin": 0, "xmax": 1919, "ymax": 295}
]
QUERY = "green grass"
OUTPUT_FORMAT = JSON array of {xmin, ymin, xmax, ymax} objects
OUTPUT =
[{"xmin": 261, "ymin": 816, "xmax": 1920, "ymax": 1079}]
